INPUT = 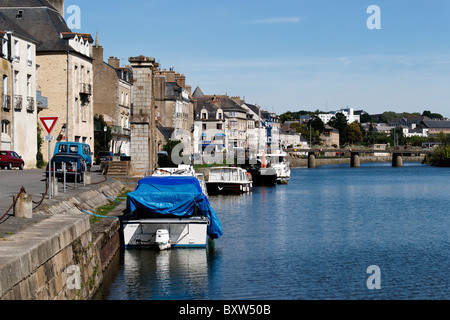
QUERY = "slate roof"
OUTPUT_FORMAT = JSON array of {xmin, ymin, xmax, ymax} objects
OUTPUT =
[
  {"xmin": 194, "ymin": 100, "xmax": 225, "ymax": 121},
  {"xmin": 0, "ymin": 0, "xmax": 58, "ymax": 9},
  {"xmin": 244, "ymin": 103, "xmax": 261, "ymax": 116},
  {"xmin": 219, "ymin": 96, "xmax": 245, "ymax": 112},
  {"xmin": 0, "ymin": 11, "xmax": 37, "ymax": 43},
  {"xmin": 192, "ymin": 86, "xmax": 205, "ymax": 98},
  {"xmin": 0, "ymin": 0, "xmax": 83, "ymax": 52},
  {"xmin": 158, "ymin": 125, "xmax": 175, "ymax": 140},
  {"xmin": 421, "ymin": 120, "xmax": 450, "ymax": 129}
]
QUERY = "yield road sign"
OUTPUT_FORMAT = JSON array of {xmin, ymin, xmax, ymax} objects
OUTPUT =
[{"xmin": 40, "ymin": 117, "xmax": 59, "ymax": 134}]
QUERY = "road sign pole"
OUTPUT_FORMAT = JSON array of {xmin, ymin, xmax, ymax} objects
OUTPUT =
[
  {"xmin": 48, "ymin": 140, "xmax": 51, "ymax": 200},
  {"xmin": 40, "ymin": 117, "xmax": 58, "ymax": 201}
]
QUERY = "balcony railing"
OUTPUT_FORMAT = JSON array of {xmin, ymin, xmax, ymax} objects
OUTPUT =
[
  {"xmin": 13, "ymin": 95, "xmax": 22, "ymax": 111},
  {"xmin": 80, "ymin": 83, "xmax": 92, "ymax": 95},
  {"xmin": 111, "ymin": 125, "xmax": 131, "ymax": 136},
  {"xmin": 27, "ymin": 97, "xmax": 35, "ymax": 112},
  {"xmin": 2, "ymin": 94, "xmax": 11, "ymax": 110}
]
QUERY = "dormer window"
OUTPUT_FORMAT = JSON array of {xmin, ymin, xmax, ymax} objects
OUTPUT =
[
  {"xmin": 201, "ymin": 110, "xmax": 208, "ymax": 120},
  {"xmin": 15, "ymin": 10, "xmax": 24, "ymax": 19},
  {"xmin": 217, "ymin": 111, "xmax": 223, "ymax": 120},
  {"xmin": 1, "ymin": 37, "xmax": 7, "ymax": 59}
]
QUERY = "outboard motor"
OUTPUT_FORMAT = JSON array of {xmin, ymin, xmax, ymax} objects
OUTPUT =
[{"xmin": 155, "ymin": 229, "xmax": 171, "ymax": 250}]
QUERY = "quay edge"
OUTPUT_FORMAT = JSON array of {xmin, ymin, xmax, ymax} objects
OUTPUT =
[{"xmin": 0, "ymin": 181, "xmax": 125, "ymax": 300}]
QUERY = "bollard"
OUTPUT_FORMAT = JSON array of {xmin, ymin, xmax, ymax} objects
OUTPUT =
[
  {"xmin": 308, "ymin": 153, "xmax": 316, "ymax": 169},
  {"xmin": 14, "ymin": 193, "xmax": 33, "ymax": 219},
  {"xmin": 51, "ymin": 176, "xmax": 59, "ymax": 196},
  {"xmin": 85, "ymin": 171, "xmax": 91, "ymax": 185},
  {"xmin": 393, "ymin": 154, "xmax": 403, "ymax": 167},
  {"xmin": 63, "ymin": 162, "xmax": 66, "ymax": 193},
  {"xmin": 351, "ymin": 154, "xmax": 360, "ymax": 168}
]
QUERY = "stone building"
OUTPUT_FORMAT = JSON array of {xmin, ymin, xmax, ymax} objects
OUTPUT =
[
  {"xmin": 128, "ymin": 55, "xmax": 158, "ymax": 176},
  {"xmin": 0, "ymin": 0, "xmax": 95, "ymax": 162},
  {"xmin": 0, "ymin": 31, "xmax": 12, "ymax": 151},
  {"xmin": 193, "ymin": 99, "xmax": 227, "ymax": 156},
  {"xmin": 0, "ymin": 11, "xmax": 38, "ymax": 168},
  {"xmin": 154, "ymin": 69, "xmax": 193, "ymax": 154},
  {"xmin": 92, "ymin": 35, "xmax": 133, "ymax": 156}
]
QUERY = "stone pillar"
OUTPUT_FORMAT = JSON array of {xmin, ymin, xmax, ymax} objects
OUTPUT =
[
  {"xmin": 351, "ymin": 153, "xmax": 360, "ymax": 168},
  {"xmin": 85, "ymin": 172, "xmax": 91, "ymax": 185},
  {"xmin": 14, "ymin": 193, "xmax": 33, "ymax": 219},
  {"xmin": 393, "ymin": 154, "xmax": 403, "ymax": 167},
  {"xmin": 308, "ymin": 152, "xmax": 316, "ymax": 169},
  {"xmin": 128, "ymin": 56, "xmax": 158, "ymax": 176}
]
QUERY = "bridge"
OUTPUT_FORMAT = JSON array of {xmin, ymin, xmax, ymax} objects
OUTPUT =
[{"xmin": 286, "ymin": 147, "xmax": 433, "ymax": 168}]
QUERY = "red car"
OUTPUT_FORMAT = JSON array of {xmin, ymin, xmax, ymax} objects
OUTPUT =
[{"xmin": 0, "ymin": 151, "xmax": 25, "ymax": 170}]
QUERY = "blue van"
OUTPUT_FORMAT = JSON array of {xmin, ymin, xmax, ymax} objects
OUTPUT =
[{"xmin": 53, "ymin": 142, "xmax": 93, "ymax": 171}]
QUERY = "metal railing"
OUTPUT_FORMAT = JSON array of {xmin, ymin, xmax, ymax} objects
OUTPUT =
[
  {"xmin": 13, "ymin": 95, "xmax": 22, "ymax": 111},
  {"xmin": 80, "ymin": 83, "xmax": 92, "ymax": 95},
  {"xmin": 2, "ymin": 94, "xmax": 11, "ymax": 110},
  {"xmin": 26, "ymin": 97, "xmax": 34, "ymax": 112}
]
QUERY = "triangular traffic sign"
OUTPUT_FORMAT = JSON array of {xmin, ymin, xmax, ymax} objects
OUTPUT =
[{"xmin": 40, "ymin": 117, "xmax": 59, "ymax": 134}]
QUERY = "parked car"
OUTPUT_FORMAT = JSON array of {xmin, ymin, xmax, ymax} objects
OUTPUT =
[
  {"xmin": 46, "ymin": 153, "xmax": 86, "ymax": 182},
  {"xmin": 54, "ymin": 142, "xmax": 93, "ymax": 171},
  {"xmin": 96, "ymin": 151, "xmax": 114, "ymax": 164},
  {"xmin": 0, "ymin": 151, "xmax": 25, "ymax": 170}
]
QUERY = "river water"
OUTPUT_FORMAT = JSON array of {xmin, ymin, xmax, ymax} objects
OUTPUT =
[{"xmin": 95, "ymin": 163, "xmax": 449, "ymax": 300}]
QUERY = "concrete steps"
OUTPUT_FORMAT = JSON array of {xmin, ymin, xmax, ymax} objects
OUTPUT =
[{"xmin": 105, "ymin": 161, "xmax": 130, "ymax": 176}]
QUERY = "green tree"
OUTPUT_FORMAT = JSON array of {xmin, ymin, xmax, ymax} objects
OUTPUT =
[
  {"xmin": 309, "ymin": 115, "xmax": 325, "ymax": 133},
  {"xmin": 279, "ymin": 112, "xmax": 294, "ymax": 124},
  {"xmin": 328, "ymin": 112, "xmax": 348, "ymax": 145},
  {"xmin": 345, "ymin": 122, "xmax": 363, "ymax": 145},
  {"xmin": 94, "ymin": 114, "xmax": 113, "ymax": 157},
  {"xmin": 36, "ymin": 125, "xmax": 45, "ymax": 168},
  {"xmin": 422, "ymin": 110, "xmax": 443, "ymax": 119},
  {"xmin": 360, "ymin": 113, "xmax": 373, "ymax": 123}
]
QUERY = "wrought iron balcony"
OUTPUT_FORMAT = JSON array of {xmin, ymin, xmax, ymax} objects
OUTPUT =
[
  {"xmin": 111, "ymin": 125, "xmax": 131, "ymax": 136},
  {"xmin": 13, "ymin": 95, "xmax": 22, "ymax": 111},
  {"xmin": 80, "ymin": 83, "xmax": 92, "ymax": 95},
  {"xmin": 2, "ymin": 94, "xmax": 11, "ymax": 110},
  {"xmin": 27, "ymin": 96, "xmax": 35, "ymax": 112}
]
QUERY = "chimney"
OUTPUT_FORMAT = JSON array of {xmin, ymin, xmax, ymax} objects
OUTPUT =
[
  {"xmin": 47, "ymin": 0, "xmax": 65, "ymax": 18},
  {"xmin": 175, "ymin": 73, "xmax": 186, "ymax": 88},
  {"xmin": 108, "ymin": 57, "xmax": 120, "ymax": 69}
]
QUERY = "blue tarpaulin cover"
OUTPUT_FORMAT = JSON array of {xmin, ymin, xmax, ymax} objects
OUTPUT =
[{"xmin": 127, "ymin": 176, "xmax": 223, "ymax": 239}]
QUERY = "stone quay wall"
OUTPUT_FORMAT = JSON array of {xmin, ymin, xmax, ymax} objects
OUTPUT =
[{"xmin": 0, "ymin": 182, "xmax": 124, "ymax": 300}]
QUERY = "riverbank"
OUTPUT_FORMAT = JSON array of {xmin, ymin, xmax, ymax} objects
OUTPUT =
[
  {"xmin": 0, "ymin": 180, "xmax": 127, "ymax": 300},
  {"xmin": 288, "ymin": 155, "xmax": 425, "ymax": 167}
]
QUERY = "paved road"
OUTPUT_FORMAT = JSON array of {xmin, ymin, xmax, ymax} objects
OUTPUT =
[{"xmin": 0, "ymin": 165, "xmax": 106, "ymax": 216}]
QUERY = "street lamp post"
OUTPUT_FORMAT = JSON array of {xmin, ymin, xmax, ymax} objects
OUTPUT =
[{"xmin": 104, "ymin": 126, "xmax": 107, "ymax": 151}]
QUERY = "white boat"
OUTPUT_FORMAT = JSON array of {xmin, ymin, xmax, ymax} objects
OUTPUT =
[
  {"xmin": 122, "ymin": 176, "xmax": 223, "ymax": 250},
  {"xmin": 206, "ymin": 167, "xmax": 252, "ymax": 195},
  {"xmin": 263, "ymin": 151, "xmax": 291, "ymax": 184},
  {"xmin": 153, "ymin": 164, "xmax": 208, "ymax": 195}
]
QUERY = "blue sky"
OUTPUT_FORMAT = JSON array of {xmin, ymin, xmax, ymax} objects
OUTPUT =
[{"xmin": 68, "ymin": 0, "xmax": 450, "ymax": 117}]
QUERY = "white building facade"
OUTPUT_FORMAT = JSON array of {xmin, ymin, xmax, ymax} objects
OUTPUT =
[{"xmin": 318, "ymin": 107, "xmax": 361, "ymax": 125}]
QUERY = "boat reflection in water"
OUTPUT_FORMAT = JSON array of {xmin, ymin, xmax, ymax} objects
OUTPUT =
[{"xmin": 110, "ymin": 249, "xmax": 210, "ymax": 300}]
